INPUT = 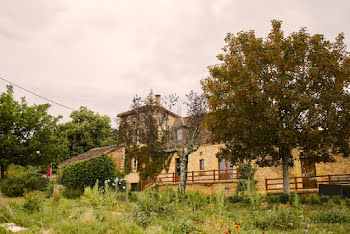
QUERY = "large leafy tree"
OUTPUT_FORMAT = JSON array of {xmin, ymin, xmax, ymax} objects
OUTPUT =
[
  {"xmin": 57, "ymin": 106, "xmax": 115, "ymax": 161},
  {"xmin": 0, "ymin": 86, "xmax": 62, "ymax": 179},
  {"xmin": 202, "ymin": 20, "xmax": 350, "ymax": 194}
]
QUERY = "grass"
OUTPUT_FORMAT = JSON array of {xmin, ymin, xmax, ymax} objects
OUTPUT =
[{"xmin": 1, "ymin": 188, "xmax": 350, "ymax": 233}]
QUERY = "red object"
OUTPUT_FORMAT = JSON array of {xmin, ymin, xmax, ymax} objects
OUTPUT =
[{"xmin": 46, "ymin": 165, "xmax": 52, "ymax": 178}]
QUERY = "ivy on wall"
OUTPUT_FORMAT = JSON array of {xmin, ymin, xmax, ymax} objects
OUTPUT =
[{"xmin": 59, "ymin": 154, "xmax": 118, "ymax": 190}]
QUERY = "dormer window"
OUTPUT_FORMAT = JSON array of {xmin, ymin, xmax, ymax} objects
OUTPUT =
[{"xmin": 177, "ymin": 128, "xmax": 183, "ymax": 141}]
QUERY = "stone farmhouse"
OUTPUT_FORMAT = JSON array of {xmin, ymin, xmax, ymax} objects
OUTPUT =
[{"xmin": 63, "ymin": 95, "xmax": 350, "ymax": 195}]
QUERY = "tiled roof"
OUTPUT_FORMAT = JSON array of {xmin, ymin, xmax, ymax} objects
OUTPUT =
[{"xmin": 61, "ymin": 145, "xmax": 119, "ymax": 166}]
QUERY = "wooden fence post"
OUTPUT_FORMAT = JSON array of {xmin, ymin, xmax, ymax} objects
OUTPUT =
[
  {"xmin": 95, "ymin": 179, "xmax": 99, "ymax": 188},
  {"xmin": 114, "ymin": 178, "xmax": 119, "ymax": 201},
  {"xmin": 265, "ymin": 178, "xmax": 268, "ymax": 191},
  {"xmin": 213, "ymin": 170, "xmax": 215, "ymax": 181},
  {"xmin": 104, "ymin": 180, "xmax": 108, "ymax": 192},
  {"xmin": 125, "ymin": 180, "xmax": 129, "ymax": 203},
  {"xmin": 192, "ymin": 171, "xmax": 194, "ymax": 182},
  {"xmin": 294, "ymin": 177, "xmax": 298, "ymax": 190},
  {"xmin": 328, "ymin": 174, "xmax": 331, "ymax": 184}
]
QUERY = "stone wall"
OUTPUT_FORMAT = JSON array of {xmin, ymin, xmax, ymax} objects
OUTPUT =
[
  {"xmin": 158, "ymin": 181, "xmax": 237, "ymax": 196},
  {"xmin": 109, "ymin": 147, "xmax": 125, "ymax": 173}
]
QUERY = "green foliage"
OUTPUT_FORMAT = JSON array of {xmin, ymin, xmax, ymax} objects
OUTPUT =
[
  {"xmin": 62, "ymin": 188, "xmax": 83, "ymax": 199},
  {"xmin": 22, "ymin": 191, "xmax": 43, "ymax": 212},
  {"xmin": 59, "ymin": 154, "xmax": 116, "ymax": 190},
  {"xmin": 253, "ymin": 206, "xmax": 305, "ymax": 230},
  {"xmin": 332, "ymin": 195, "xmax": 341, "ymax": 205},
  {"xmin": 310, "ymin": 207, "xmax": 350, "ymax": 223},
  {"xmin": 0, "ymin": 173, "xmax": 48, "ymax": 197},
  {"xmin": 57, "ymin": 106, "xmax": 115, "ymax": 161},
  {"xmin": 0, "ymin": 86, "xmax": 62, "ymax": 178},
  {"xmin": 244, "ymin": 179, "xmax": 262, "ymax": 209},
  {"xmin": 309, "ymin": 195, "xmax": 321, "ymax": 205},
  {"xmin": 237, "ymin": 163, "xmax": 258, "ymax": 191},
  {"xmin": 228, "ymin": 194, "xmax": 243, "ymax": 203},
  {"xmin": 266, "ymin": 195, "xmax": 281, "ymax": 204},
  {"xmin": 320, "ymin": 195, "xmax": 330, "ymax": 204},
  {"xmin": 202, "ymin": 20, "xmax": 350, "ymax": 191},
  {"xmin": 346, "ymin": 198, "xmax": 350, "ymax": 207},
  {"xmin": 279, "ymin": 194, "xmax": 290, "ymax": 204}
]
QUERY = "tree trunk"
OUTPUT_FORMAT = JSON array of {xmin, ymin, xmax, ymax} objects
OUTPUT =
[
  {"xmin": 0, "ymin": 164, "xmax": 5, "ymax": 180},
  {"xmin": 282, "ymin": 151, "xmax": 291, "ymax": 194},
  {"xmin": 178, "ymin": 151, "xmax": 189, "ymax": 195}
]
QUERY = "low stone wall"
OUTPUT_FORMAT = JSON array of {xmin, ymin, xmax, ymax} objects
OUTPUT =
[{"xmin": 157, "ymin": 181, "xmax": 238, "ymax": 196}]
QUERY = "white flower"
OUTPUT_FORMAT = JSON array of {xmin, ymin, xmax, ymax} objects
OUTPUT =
[
  {"xmin": 112, "ymin": 183, "xmax": 115, "ymax": 186},
  {"xmin": 123, "ymin": 186, "xmax": 126, "ymax": 189},
  {"xmin": 107, "ymin": 179, "xmax": 110, "ymax": 182}
]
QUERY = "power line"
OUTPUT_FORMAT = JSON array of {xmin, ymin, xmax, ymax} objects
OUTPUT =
[{"xmin": 0, "ymin": 76, "xmax": 75, "ymax": 111}]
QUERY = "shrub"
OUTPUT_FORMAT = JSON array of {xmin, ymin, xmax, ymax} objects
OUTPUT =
[
  {"xmin": 279, "ymin": 194, "xmax": 289, "ymax": 204},
  {"xmin": 266, "ymin": 195, "xmax": 280, "ymax": 204},
  {"xmin": 346, "ymin": 198, "xmax": 350, "ymax": 207},
  {"xmin": 62, "ymin": 188, "xmax": 83, "ymax": 199},
  {"xmin": 0, "ymin": 173, "xmax": 48, "ymax": 197},
  {"xmin": 309, "ymin": 195, "xmax": 321, "ymax": 205},
  {"xmin": 253, "ymin": 206, "xmax": 305, "ymax": 230},
  {"xmin": 22, "ymin": 191, "xmax": 43, "ymax": 212},
  {"xmin": 300, "ymin": 196, "xmax": 308, "ymax": 204},
  {"xmin": 331, "ymin": 195, "xmax": 341, "ymax": 205},
  {"xmin": 238, "ymin": 163, "xmax": 257, "ymax": 192},
  {"xmin": 320, "ymin": 195, "xmax": 330, "ymax": 204},
  {"xmin": 228, "ymin": 194, "xmax": 243, "ymax": 203},
  {"xmin": 310, "ymin": 208, "xmax": 350, "ymax": 223},
  {"xmin": 59, "ymin": 154, "xmax": 116, "ymax": 190}
]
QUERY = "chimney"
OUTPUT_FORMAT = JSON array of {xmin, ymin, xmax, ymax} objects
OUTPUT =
[{"xmin": 155, "ymin": 94, "xmax": 161, "ymax": 105}]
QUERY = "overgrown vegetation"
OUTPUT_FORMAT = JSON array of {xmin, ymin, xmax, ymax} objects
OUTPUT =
[
  {"xmin": 1, "ymin": 182, "xmax": 350, "ymax": 233},
  {"xmin": 59, "ymin": 154, "xmax": 117, "ymax": 190}
]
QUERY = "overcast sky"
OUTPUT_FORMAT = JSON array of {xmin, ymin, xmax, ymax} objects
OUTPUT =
[{"xmin": 0, "ymin": 0, "xmax": 349, "ymax": 126}]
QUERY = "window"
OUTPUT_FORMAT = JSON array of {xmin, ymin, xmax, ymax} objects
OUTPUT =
[
  {"xmin": 200, "ymin": 159, "xmax": 205, "ymax": 170},
  {"xmin": 177, "ymin": 128, "xmax": 183, "ymax": 140},
  {"xmin": 135, "ymin": 130, "xmax": 140, "ymax": 144},
  {"xmin": 133, "ymin": 159, "xmax": 138, "ymax": 172}
]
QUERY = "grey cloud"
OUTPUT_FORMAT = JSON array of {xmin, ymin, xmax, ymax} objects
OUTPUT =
[{"xmin": 0, "ymin": 0, "xmax": 349, "ymax": 127}]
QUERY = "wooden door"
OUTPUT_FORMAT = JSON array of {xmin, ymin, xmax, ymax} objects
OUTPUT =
[
  {"xmin": 301, "ymin": 160, "xmax": 317, "ymax": 188},
  {"xmin": 218, "ymin": 159, "xmax": 233, "ymax": 180}
]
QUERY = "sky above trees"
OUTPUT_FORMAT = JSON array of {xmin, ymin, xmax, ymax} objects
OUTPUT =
[{"xmin": 0, "ymin": 0, "xmax": 349, "ymax": 126}]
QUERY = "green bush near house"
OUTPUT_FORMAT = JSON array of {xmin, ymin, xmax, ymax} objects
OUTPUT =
[
  {"xmin": 0, "ymin": 173, "xmax": 49, "ymax": 197},
  {"xmin": 59, "ymin": 154, "xmax": 116, "ymax": 190}
]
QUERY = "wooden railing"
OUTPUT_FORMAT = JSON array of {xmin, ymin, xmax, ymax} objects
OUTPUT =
[
  {"xmin": 265, "ymin": 174, "xmax": 350, "ymax": 192},
  {"xmin": 151, "ymin": 168, "xmax": 239, "ymax": 185}
]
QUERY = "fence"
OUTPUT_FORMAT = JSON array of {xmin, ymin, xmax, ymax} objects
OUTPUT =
[{"xmin": 265, "ymin": 174, "xmax": 350, "ymax": 192}]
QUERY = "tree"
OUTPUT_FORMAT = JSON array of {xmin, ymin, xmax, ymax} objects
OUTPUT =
[
  {"xmin": 168, "ymin": 91, "xmax": 208, "ymax": 194},
  {"xmin": 57, "ymin": 106, "xmax": 115, "ymax": 161},
  {"xmin": 118, "ymin": 91, "xmax": 207, "ymax": 194},
  {"xmin": 202, "ymin": 20, "xmax": 350, "ymax": 194},
  {"xmin": 0, "ymin": 86, "xmax": 61, "ymax": 179}
]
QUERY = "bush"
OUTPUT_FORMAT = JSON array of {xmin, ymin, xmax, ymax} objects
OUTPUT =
[
  {"xmin": 332, "ymin": 195, "xmax": 341, "ymax": 205},
  {"xmin": 266, "ymin": 195, "xmax": 280, "ymax": 204},
  {"xmin": 320, "ymin": 195, "xmax": 330, "ymax": 204},
  {"xmin": 346, "ymin": 198, "xmax": 350, "ymax": 207},
  {"xmin": 0, "ymin": 173, "xmax": 49, "ymax": 197},
  {"xmin": 309, "ymin": 195, "xmax": 321, "ymax": 205},
  {"xmin": 310, "ymin": 208, "xmax": 350, "ymax": 223},
  {"xmin": 228, "ymin": 194, "xmax": 243, "ymax": 203},
  {"xmin": 300, "ymin": 196, "xmax": 308, "ymax": 204},
  {"xmin": 279, "ymin": 194, "xmax": 289, "ymax": 204},
  {"xmin": 62, "ymin": 188, "xmax": 83, "ymax": 199},
  {"xmin": 22, "ymin": 191, "xmax": 43, "ymax": 212},
  {"xmin": 59, "ymin": 154, "xmax": 116, "ymax": 190},
  {"xmin": 253, "ymin": 206, "xmax": 305, "ymax": 230}
]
